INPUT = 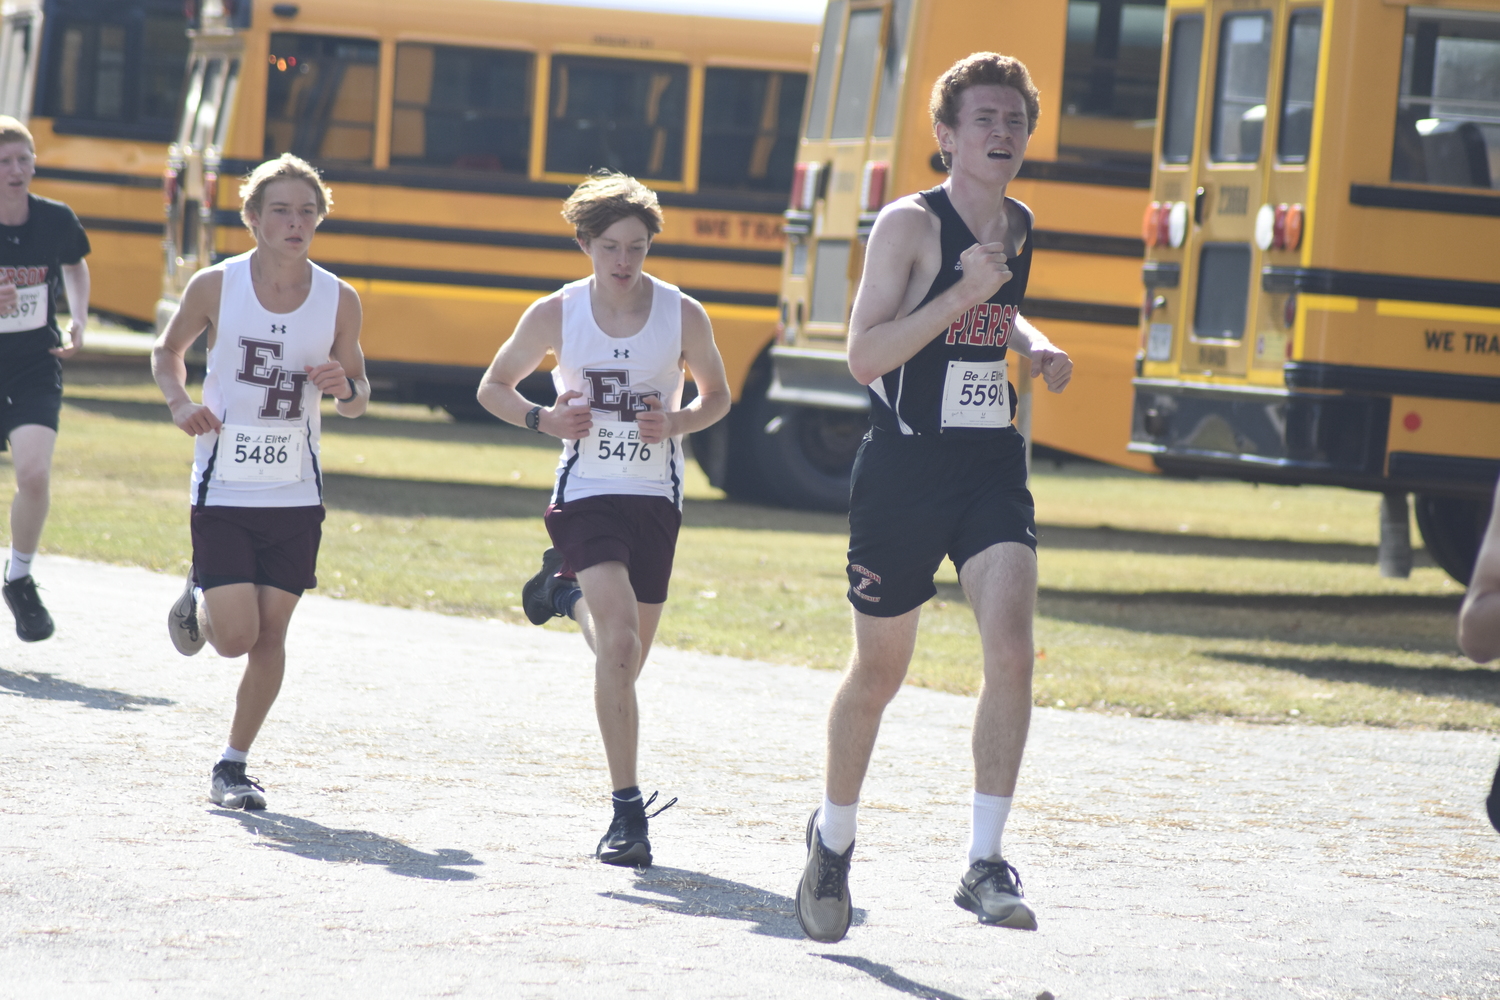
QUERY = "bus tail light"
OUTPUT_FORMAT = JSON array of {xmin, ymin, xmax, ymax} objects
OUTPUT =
[
  {"xmin": 201, "ymin": 169, "xmax": 219, "ymax": 219},
  {"xmin": 860, "ymin": 161, "xmax": 888, "ymax": 213},
  {"xmin": 1142, "ymin": 202, "xmax": 1161, "ymax": 248},
  {"xmin": 791, "ymin": 162, "xmax": 821, "ymax": 211},
  {"xmin": 1166, "ymin": 202, "xmax": 1187, "ymax": 248},
  {"xmin": 1283, "ymin": 204, "xmax": 1304, "ymax": 251}
]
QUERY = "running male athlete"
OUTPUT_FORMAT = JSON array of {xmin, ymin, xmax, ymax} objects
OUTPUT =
[
  {"xmin": 152, "ymin": 154, "xmax": 367, "ymax": 810},
  {"xmin": 477, "ymin": 171, "xmax": 730, "ymax": 867},
  {"xmin": 794, "ymin": 54, "xmax": 1073, "ymax": 942},
  {"xmin": 0, "ymin": 116, "xmax": 91, "ymax": 642},
  {"xmin": 1457, "ymin": 479, "xmax": 1500, "ymax": 834}
]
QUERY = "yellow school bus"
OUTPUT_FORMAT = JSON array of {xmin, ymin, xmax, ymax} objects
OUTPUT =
[
  {"xmin": 724, "ymin": 0, "xmax": 1165, "ymax": 509},
  {"xmin": 159, "ymin": 0, "xmax": 814, "ymax": 419},
  {"xmin": 1129, "ymin": 1, "xmax": 1500, "ymax": 582},
  {"xmin": 0, "ymin": 0, "xmax": 189, "ymax": 326}
]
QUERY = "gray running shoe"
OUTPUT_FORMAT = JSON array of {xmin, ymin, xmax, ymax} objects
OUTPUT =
[
  {"xmin": 3, "ymin": 570, "xmax": 54, "ymax": 642},
  {"xmin": 210, "ymin": 760, "xmax": 267, "ymax": 810},
  {"xmin": 168, "ymin": 572, "xmax": 206, "ymax": 656},
  {"xmin": 954, "ymin": 858, "xmax": 1037, "ymax": 929},
  {"xmin": 521, "ymin": 547, "xmax": 578, "ymax": 625},
  {"xmin": 794, "ymin": 808, "xmax": 853, "ymax": 942}
]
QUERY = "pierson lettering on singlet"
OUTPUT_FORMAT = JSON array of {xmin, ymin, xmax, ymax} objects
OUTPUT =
[
  {"xmin": 0, "ymin": 266, "xmax": 46, "ymax": 286},
  {"xmin": 944, "ymin": 302, "xmax": 1017, "ymax": 348},
  {"xmin": 234, "ymin": 337, "xmax": 309, "ymax": 420},
  {"xmin": 582, "ymin": 368, "xmax": 662, "ymax": 420}
]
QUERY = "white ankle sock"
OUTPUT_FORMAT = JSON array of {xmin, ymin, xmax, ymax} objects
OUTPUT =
[
  {"xmin": 220, "ymin": 746, "xmax": 249, "ymax": 764},
  {"xmin": 968, "ymin": 792, "xmax": 1012, "ymax": 865},
  {"xmin": 7, "ymin": 549, "xmax": 34, "ymax": 581},
  {"xmin": 817, "ymin": 796, "xmax": 858, "ymax": 854}
]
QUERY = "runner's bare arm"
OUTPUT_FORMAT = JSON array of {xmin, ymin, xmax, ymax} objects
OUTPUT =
[
  {"xmin": 847, "ymin": 196, "xmax": 1013, "ymax": 385},
  {"xmin": 153, "ymin": 268, "xmax": 224, "ymax": 436},
  {"xmin": 636, "ymin": 296, "xmax": 730, "ymax": 445},
  {"xmin": 1459, "ymin": 485, "xmax": 1500, "ymax": 662},
  {"xmin": 307, "ymin": 280, "xmax": 367, "ymax": 418},
  {"xmin": 1007, "ymin": 313, "xmax": 1072, "ymax": 393},
  {"xmin": 50, "ymin": 260, "xmax": 90, "ymax": 359},
  {"xmin": 477, "ymin": 294, "xmax": 592, "ymax": 440}
]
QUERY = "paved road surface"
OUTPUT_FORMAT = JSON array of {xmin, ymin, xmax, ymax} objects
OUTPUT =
[{"xmin": 2, "ymin": 558, "xmax": 1497, "ymax": 999}]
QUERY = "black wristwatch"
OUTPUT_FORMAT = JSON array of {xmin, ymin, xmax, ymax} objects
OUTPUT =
[
  {"xmin": 338, "ymin": 376, "xmax": 358, "ymax": 402},
  {"xmin": 525, "ymin": 404, "xmax": 543, "ymax": 432}
]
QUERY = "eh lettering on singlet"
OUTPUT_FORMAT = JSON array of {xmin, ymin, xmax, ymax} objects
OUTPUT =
[
  {"xmin": 944, "ymin": 302, "xmax": 1017, "ymax": 348},
  {"xmin": 234, "ymin": 336, "xmax": 310, "ymax": 420}
]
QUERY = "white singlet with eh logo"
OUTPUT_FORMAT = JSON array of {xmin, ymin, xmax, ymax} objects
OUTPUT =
[
  {"xmin": 940, "ymin": 359, "xmax": 1009, "ymax": 429},
  {"xmin": 0, "ymin": 285, "xmax": 48, "ymax": 334},
  {"xmin": 577, "ymin": 422, "xmax": 669, "ymax": 481},
  {"xmin": 215, "ymin": 424, "xmax": 305, "ymax": 483}
]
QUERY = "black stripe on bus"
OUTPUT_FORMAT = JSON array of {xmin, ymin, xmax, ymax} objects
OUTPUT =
[
  {"xmin": 1387, "ymin": 452, "xmax": 1500, "ymax": 487},
  {"xmin": 35, "ymin": 166, "xmax": 163, "ymax": 189},
  {"xmin": 77, "ymin": 216, "xmax": 163, "ymax": 235},
  {"xmin": 221, "ymin": 211, "xmax": 782, "ymax": 266},
  {"xmin": 1262, "ymin": 266, "xmax": 1500, "ymax": 308},
  {"xmin": 1285, "ymin": 362, "xmax": 1500, "ymax": 403},
  {"xmin": 1023, "ymin": 297, "xmax": 1140, "ymax": 327},
  {"xmin": 1030, "ymin": 229, "xmax": 1144, "ymax": 258},
  {"xmin": 217, "ymin": 158, "xmax": 790, "ymax": 214},
  {"xmin": 319, "ymin": 262, "xmax": 778, "ymax": 308},
  {"xmin": 1349, "ymin": 184, "xmax": 1500, "ymax": 218},
  {"xmin": 1015, "ymin": 160, "xmax": 1152, "ymax": 190}
]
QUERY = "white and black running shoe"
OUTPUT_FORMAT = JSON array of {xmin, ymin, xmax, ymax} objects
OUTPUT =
[
  {"xmin": 954, "ymin": 858, "xmax": 1037, "ymax": 930},
  {"xmin": 521, "ymin": 547, "xmax": 578, "ymax": 625},
  {"xmin": 210, "ymin": 760, "xmax": 267, "ymax": 810},
  {"xmin": 168, "ymin": 571, "xmax": 206, "ymax": 656},
  {"xmin": 596, "ymin": 791, "xmax": 675, "ymax": 867},
  {"xmin": 3, "ymin": 570, "xmax": 54, "ymax": 642}
]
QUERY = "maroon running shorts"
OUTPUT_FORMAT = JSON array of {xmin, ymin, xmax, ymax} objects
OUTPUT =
[
  {"xmin": 544, "ymin": 494, "xmax": 682, "ymax": 604},
  {"xmin": 190, "ymin": 504, "xmax": 326, "ymax": 596}
]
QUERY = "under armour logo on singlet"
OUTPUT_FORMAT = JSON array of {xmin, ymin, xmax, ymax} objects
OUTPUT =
[
  {"xmin": 614, "ymin": 348, "xmax": 630, "ymax": 359},
  {"xmin": 270, "ymin": 323, "xmax": 287, "ymax": 335}
]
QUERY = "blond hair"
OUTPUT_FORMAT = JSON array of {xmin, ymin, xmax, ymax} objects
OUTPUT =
[
  {"xmin": 930, "ymin": 53, "xmax": 1041, "ymax": 169},
  {"xmin": 561, "ymin": 170, "xmax": 663, "ymax": 244},
  {"xmin": 238, "ymin": 153, "xmax": 333, "ymax": 230},
  {"xmin": 0, "ymin": 115, "xmax": 35, "ymax": 152}
]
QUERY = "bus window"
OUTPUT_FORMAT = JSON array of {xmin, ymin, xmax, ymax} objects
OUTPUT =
[
  {"xmin": 392, "ymin": 45, "xmax": 533, "ymax": 175},
  {"xmin": 699, "ymin": 68, "xmax": 806, "ymax": 193},
  {"xmin": 1276, "ymin": 10, "xmax": 1320, "ymax": 164},
  {"xmin": 1160, "ymin": 14, "xmax": 1203, "ymax": 164},
  {"xmin": 804, "ymin": 0, "xmax": 845, "ymax": 140},
  {"xmin": 0, "ymin": 14, "xmax": 34, "ymax": 120},
  {"xmin": 213, "ymin": 60, "xmax": 240, "ymax": 150},
  {"xmin": 1193, "ymin": 242, "xmax": 1250, "ymax": 340},
  {"xmin": 547, "ymin": 56, "xmax": 687, "ymax": 180},
  {"xmin": 829, "ymin": 7, "xmax": 882, "ymax": 139},
  {"xmin": 1390, "ymin": 9, "xmax": 1500, "ymax": 190},
  {"xmin": 871, "ymin": 0, "xmax": 913, "ymax": 138},
  {"xmin": 189, "ymin": 59, "xmax": 223, "ymax": 150},
  {"xmin": 176, "ymin": 58, "xmax": 206, "ymax": 147},
  {"xmin": 1059, "ymin": 0, "xmax": 1165, "ymax": 167},
  {"xmin": 43, "ymin": 0, "xmax": 187, "ymax": 140},
  {"xmin": 264, "ymin": 35, "xmax": 380, "ymax": 165},
  {"xmin": 809, "ymin": 239, "xmax": 851, "ymax": 323},
  {"xmin": 1210, "ymin": 11, "xmax": 1272, "ymax": 164}
]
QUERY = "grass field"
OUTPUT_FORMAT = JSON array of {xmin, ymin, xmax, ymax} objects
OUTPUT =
[{"xmin": 5, "ymin": 362, "xmax": 1495, "ymax": 731}]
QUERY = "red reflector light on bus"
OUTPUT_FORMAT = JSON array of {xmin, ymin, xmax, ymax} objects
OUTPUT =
[
  {"xmin": 1284, "ymin": 204, "xmax": 1304, "ymax": 250},
  {"xmin": 1142, "ymin": 202, "xmax": 1161, "ymax": 248},
  {"xmin": 791, "ymin": 162, "xmax": 821, "ymax": 211},
  {"xmin": 860, "ymin": 161, "xmax": 888, "ymax": 213}
]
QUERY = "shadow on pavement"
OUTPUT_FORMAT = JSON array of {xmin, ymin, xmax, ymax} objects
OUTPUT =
[
  {"xmin": 1203, "ymin": 651, "xmax": 1500, "ymax": 705},
  {"xmin": 0, "ymin": 668, "xmax": 173, "ymax": 711},
  {"xmin": 817, "ymin": 954, "xmax": 972, "ymax": 1000},
  {"xmin": 602, "ymin": 866, "xmax": 857, "ymax": 939},
  {"xmin": 212, "ymin": 809, "xmax": 482, "ymax": 880}
]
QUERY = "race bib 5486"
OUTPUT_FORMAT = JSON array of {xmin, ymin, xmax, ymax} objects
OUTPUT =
[{"xmin": 216, "ymin": 424, "xmax": 304, "ymax": 483}]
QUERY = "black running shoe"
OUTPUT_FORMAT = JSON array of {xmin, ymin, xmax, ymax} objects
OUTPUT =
[
  {"xmin": 521, "ymin": 547, "xmax": 578, "ymax": 625},
  {"xmin": 3, "ymin": 572, "xmax": 54, "ymax": 642},
  {"xmin": 954, "ymin": 857, "xmax": 1037, "ymax": 929},
  {"xmin": 596, "ymin": 791, "xmax": 676, "ymax": 867},
  {"xmin": 210, "ymin": 760, "xmax": 267, "ymax": 810}
]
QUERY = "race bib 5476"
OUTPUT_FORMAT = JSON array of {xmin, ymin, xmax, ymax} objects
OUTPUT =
[{"xmin": 577, "ymin": 423, "xmax": 669, "ymax": 482}]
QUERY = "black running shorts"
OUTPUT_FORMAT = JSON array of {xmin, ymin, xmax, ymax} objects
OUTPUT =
[
  {"xmin": 845, "ymin": 428, "xmax": 1036, "ymax": 617},
  {"xmin": 1, "ymin": 354, "xmax": 63, "ymax": 449},
  {"xmin": 191, "ymin": 504, "xmax": 326, "ymax": 596},
  {"xmin": 544, "ymin": 493, "xmax": 682, "ymax": 604}
]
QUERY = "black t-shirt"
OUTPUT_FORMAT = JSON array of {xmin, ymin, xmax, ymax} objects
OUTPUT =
[{"xmin": 0, "ymin": 194, "xmax": 91, "ymax": 369}]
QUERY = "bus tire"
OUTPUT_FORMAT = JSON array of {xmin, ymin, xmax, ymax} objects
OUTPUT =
[
  {"xmin": 737, "ymin": 388, "xmax": 863, "ymax": 511},
  {"xmin": 1414, "ymin": 493, "xmax": 1491, "ymax": 586}
]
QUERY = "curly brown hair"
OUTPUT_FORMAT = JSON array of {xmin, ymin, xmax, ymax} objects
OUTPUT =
[
  {"xmin": 930, "ymin": 53, "xmax": 1040, "ymax": 169},
  {"xmin": 562, "ymin": 170, "xmax": 664, "ymax": 245}
]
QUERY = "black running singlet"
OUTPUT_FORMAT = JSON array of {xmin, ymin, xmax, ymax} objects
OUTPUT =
[{"xmin": 867, "ymin": 185, "xmax": 1032, "ymax": 439}]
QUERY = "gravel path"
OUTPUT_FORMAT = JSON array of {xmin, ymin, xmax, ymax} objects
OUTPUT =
[{"xmin": 2, "ymin": 557, "xmax": 1497, "ymax": 999}]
